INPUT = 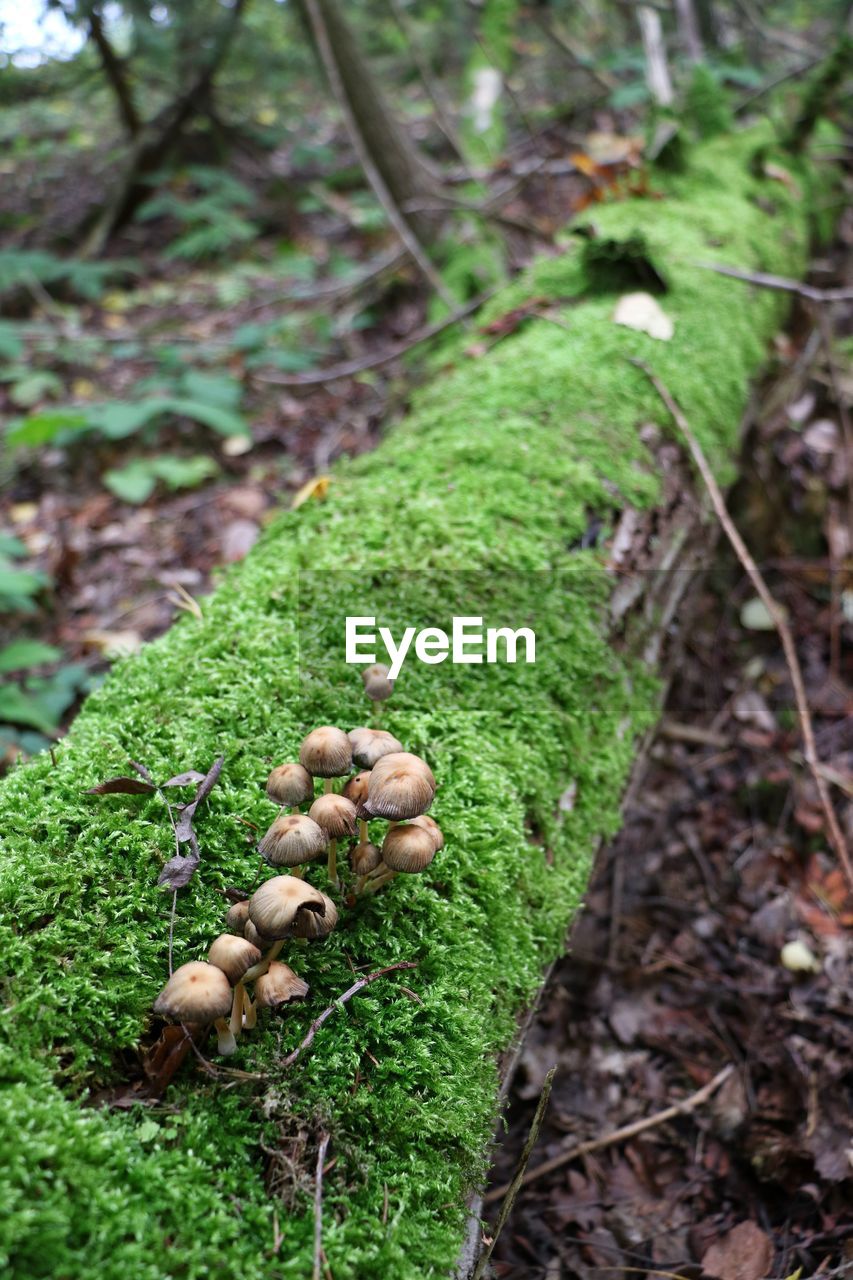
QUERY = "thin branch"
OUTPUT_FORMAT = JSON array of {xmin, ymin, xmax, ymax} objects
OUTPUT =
[
  {"xmin": 253, "ymin": 287, "xmax": 497, "ymax": 387},
  {"xmin": 313, "ymin": 1132, "xmax": 331, "ymax": 1280},
  {"xmin": 485, "ymin": 1063, "xmax": 733, "ymax": 1202},
  {"xmin": 694, "ymin": 260, "xmax": 853, "ymax": 304},
  {"xmin": 633, "ymin": 361, "xmax": 853, "ymax": 894},
  {"xmin": 281, "ymin": 961, "xmax": 418, "ymax": 1068},
  {"xmin": 302, "ymin": 0, "xmax": 454, "ymax": 307},
  {"xmin": 385, "ymin": 0, "xmax": 469, "ymax": 168},
  {"xmin": 473, "ymin": 1067, "xmax": 555, "ymax": 1279}
]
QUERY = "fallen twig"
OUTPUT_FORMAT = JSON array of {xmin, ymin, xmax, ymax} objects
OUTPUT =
[
  {"xmin": 694, "ymin": 260, "xmax": 853, "ymax": 304},
  {"xmin": 313, "ymin": 1132, "xmax": 331, "ymax": 1280},
  {"xmin": 473, "ymin": 1067, "xmax": 555, "ymax": 1278},
  {"xmin": 281, "ymin": 961, "xmax": 418, "ymax": 1069},
  {"xmin": 254, "ymin": 289, "xmax": 496, "ymax": 387},
  {"xmin": 633, "ymin": 361, "xmax": 853, "ymax": 894},
  {"xmin": 485, "ymin": 1063, "xmax": 733, "ymax": 1202}
]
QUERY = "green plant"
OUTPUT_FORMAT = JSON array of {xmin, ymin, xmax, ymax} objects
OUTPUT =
[
  {"xmin": 0, "ymin": 251, "xmax": 137, "ymax": 302},
  {"xmin": 103, "ymin": 454, "xmax": 220, "ymax": 503},
  {"xmin": 0, "ymin": 537, "xmax": 50, "ymax": 613},
  {"xmin": 136, "ymin": 166, "xmax": 260, "ymax": 261}
]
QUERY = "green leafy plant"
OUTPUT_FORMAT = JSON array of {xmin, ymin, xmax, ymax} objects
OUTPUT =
[
  {"xmin": 0, "ymin": 250, "xmax": 137, "ymax": 302},
  {"xmin": 0, "ymin": 536, "xmax": 51, "ymax": 613},
  {"xmin": 6, "ymin": 368, "xmax": 249, "ymax": 451},
  {"xmin": 136, "ymin": 166, "xmax": 260, "ymax": 261},
  {"xmin": 103, "ymin": 454, "xmax": 219, "ymax": 504}
]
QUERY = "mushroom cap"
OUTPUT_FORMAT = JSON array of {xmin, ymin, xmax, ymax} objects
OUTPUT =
[
  {"xmin": 362, "ymin": 664, "xmax": 394, "ymax": 702},
  {"xmin": 154, "ymin": 961, "xmax": 232, "ymax": 1023},
  {"xmin": 351, "ymin": 840, "xmax": 382, "ymax": 876},
  {"xmin": 249, "ymin": 875, "xmax": 326, "ymax": 940},
  {"xmin": 207, "ymin": 933, "xmax": 262, "ymax": 984},
  {"xmin": 309, "ymin": 793, "xmax": 357, "ymax": 838},
  {"xmin": 292, "ymin": 892, "xmax": 339, "ymax": 939},
  {"xmin": 410, "ymin": 814, "xmax": 444, "ymax": 853},
  {"xmin": 348, "ymin": 728, "xmax": 403, "ymax": 770},
  {"xmin": 225, "ymin": 900, "xmax": 250, "ymax": 935},
  {"xmin": 381, "ymin": 823, "xmax": 436, "ymax": 873},
  {"xmin": 266, "ymin": 762, "xmax": 314, "ymax": 806},
  {"xmin": 298, "ymin": 726, "xmax": 352, "ymax": 778},
  {"xmin": 259, "ymin": 813, "xmax": 327, "ymax": 866},
  {"xmin": 341, "ymin": 770, "xmax": 371, "ymax": 816},
  {"xmin": 244, "ymin": 919, "xmax": 273, "ymax": 950},
  {"xmin": 254, "ymin": 961, "xmax": 309, "ymax": 1008},
  {"xmin": 366, "ymin": 752, "xmax": 436, "ymax": 820}
]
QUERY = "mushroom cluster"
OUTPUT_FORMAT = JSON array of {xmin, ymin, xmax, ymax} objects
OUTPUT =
[
  {"xmin": 152, "ymin": 665, "xmax": 442, "ymax": 1057},
  {"xmin": 154, "ymin": 874, "xmax": 325, "ymax": 1055}
]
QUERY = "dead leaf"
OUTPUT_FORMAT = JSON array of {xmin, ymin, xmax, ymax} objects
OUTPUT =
[
  {"xmin": 88, "ymin": 776, "xmax": 156, "ymax": 795},
  {"xmin": 613, "ymin": 292, "xmax": 674, "ymax": 341},
  {"xmin": 701, "ymin": 1220, "xmax": 773, "ymax": 1280},
  {"xmin": 221, "ymin": 518, "xmax": 260, "ymax": 563},
  {"xmin": 291, "ymin": 474, "xmax": 331, "ymax": 510},
  {"xmin": 162, "ymin": 771, "xmax": 207, "ymax": 787},
  {"xmin": 82, "ymin": 629, "xmax": 143, "ymax": 659},
  {"xmin": 158, "ymin": 755, "xmax": 224, "ymax": 891}
]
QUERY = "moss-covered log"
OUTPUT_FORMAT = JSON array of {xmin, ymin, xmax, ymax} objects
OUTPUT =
[{"xmin": 0, "ymin": 130, "xmax": 829, "ymax": 1280}]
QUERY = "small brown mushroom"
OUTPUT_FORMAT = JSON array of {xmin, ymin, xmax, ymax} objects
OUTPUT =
[
  {"xmin": 254, "ymin": 961, "xmax": 309, "ymax": 1009},
  {"xmin": 259, "ymin": 812, "xmax": 327, "ymax": 871},
  {"xmin": 309, "ymin": 793, "xmax": 357, "ymax": 884},
  {"xmin": 298, "ymin": 726, "xmax": 352, "ymax": 791},
  {"xmin": 247, "ymin": 876, "xmax": 326, "ymax": 977},
  {"xmin": 382, "ymin": 823, "xmax": 436, "ymax": 872},
  {"xmin": 225, "ymin": 900, "xmax": 250, "ymax": 935},
  {"xmin": 361, "ymin": 663, "xmax": 394, "ymax": 704},
  {"xmin": 348, "ymin": 728, "xmax": 402, "ymax": 769},
  {"xmin": 409, "ymin": 814, "xmax": 444, "ymax": 852},
  {"xmin": 266, "ymin": 762, "xmax": 314, "ymax": 811},
  {"xmin": 365, "ymin": 751, "xmax": 435, "ymax": 820},
  {"xmin": 292, "ymin": 892, "xmax": 339, "ymax": 940},
  {"xmin": 208, "ymin": 933, "xmax": 263, "ymax": 1038},
  {"xmin": 154, "ymin": 961, "xmax": 235, "ymax": 1055}
]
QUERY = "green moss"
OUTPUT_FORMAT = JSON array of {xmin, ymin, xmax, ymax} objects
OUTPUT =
[{"xmin": 0, "ymin": 130, "xmax": 825, "ymax": 1280}]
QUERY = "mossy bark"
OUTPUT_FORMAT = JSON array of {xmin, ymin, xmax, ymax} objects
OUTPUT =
[{"xmin": 0, "ymin": 129, "xmax": 831, "ymax": 1280}]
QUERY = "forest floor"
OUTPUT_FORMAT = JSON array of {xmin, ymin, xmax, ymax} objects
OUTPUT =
[{"xmin": 487, "ymin": 243, "xmax": 853, "ymax": 1276}]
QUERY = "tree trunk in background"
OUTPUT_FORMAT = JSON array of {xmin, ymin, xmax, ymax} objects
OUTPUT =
[
  {"xmin": 88, "ymin": 7, "xmax": 140, "ymax": 137},
  {"xmin": 639, "ymin": 6, "xmax": 675, "ymax": 105},
  {"xmin": 81, "ymin": 0, "xmax": 248, "ymax": 256},
  {"xmin": 299, "ymin": 0, "xmax": 443, "ymax": 244},
  {"xmin": 674, "ymin": 0, "xmax": 704, "ymax": 62}
]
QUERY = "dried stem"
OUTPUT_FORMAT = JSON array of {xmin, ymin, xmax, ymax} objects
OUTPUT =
[
  {"xmin": 313, "ymin": 1132, "xmax": 331, "ymax": 1280},
  {"xmin": 633, "ymin": 360, "xmax": 853, "ymax": 894},
  {"xmin": 281, "ymin": 961, "xmax": 418, "ymax": 1068},
  {"xmin": 473, "ymin": 1067, "xmax": 555, "ymax": 1279},
  {"xmin": 485, "ymin": 1063, "xmax": 733, "ymax": 1202}
]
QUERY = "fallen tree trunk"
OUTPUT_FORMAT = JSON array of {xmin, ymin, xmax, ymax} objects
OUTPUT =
[{"xmin": 0, "ymin": 127, "xmax": 831, "ymax": 1280}]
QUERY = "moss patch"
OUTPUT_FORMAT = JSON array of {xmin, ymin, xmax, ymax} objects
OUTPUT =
[{"xmin": 0, "ymin": 130, "xmax": 824, "ymax": 1280}]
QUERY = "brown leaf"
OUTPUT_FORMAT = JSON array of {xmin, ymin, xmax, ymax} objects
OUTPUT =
[
  {"xmin": 701, "ymin": 1221, "xmax": 773, "ymax": 1280},
  {"xmin": 162, "ymin": 771, "xmax": 207, "ymax": 787},
  {"xmin": 88, "ymin": 776, "xmax": 156, "ymax": 795}
]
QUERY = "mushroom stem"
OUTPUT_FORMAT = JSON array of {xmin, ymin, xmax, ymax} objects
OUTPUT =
[
  {"xmin": 290, "ymin": 866, "xmax": 305, "ymax": 880},
  {"xmin": 243, "ymin": 989, "xmax": 257, "ymax": 1029},
  {"xmin": 327, "ymin": 838, "xmax": 338, "ymax": 884},
  {"xmin": 354, "ymin": 874, "xmax": 370, "ymax": 896},
  {"xmin": 243, "ymin": 938, "xmax": 285, "ymax": 983},
  {"xmin": 229, "ymin": 982, "xmax": 246, "ymax": 1037},
  {"xmin": 214, "ymin": 1017, "xmax": 238, "ymax": 1055},
  {"xmin": 364, "ymin": 869, "xmax": 399, "ymax": 894},
  {"xmin": 323, "ymin": 778, "xmax": 334, "ymax": 795}
]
